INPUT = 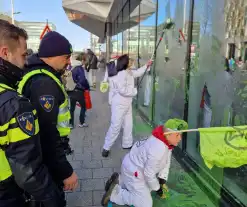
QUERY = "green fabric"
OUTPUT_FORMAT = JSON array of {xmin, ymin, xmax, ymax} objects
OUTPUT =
[
  {"xmin": 100, "ymin": 81, "xmax": 109, "ymax": 93},
  {"xmin": 164, "ymin": 119, "xmax": 188, "ymax": 131},
  {"xmin": 199, "ymin": 126, "xmax": 247, "ymax": 169}
]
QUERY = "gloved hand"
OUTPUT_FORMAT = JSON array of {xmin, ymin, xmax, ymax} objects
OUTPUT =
[
  {"xmin": 156, "ymin": 186, "xmax": 168, "ymax": 199},
  {"xmin": 156, "ymin": 187, "xmax": 164, "ymax": 198},
  {"xmin": 156, "ymin": 178, "xmax": 169, "ymax": 199},
  {"xmin": 100, "ymin": 81, "xmax": 109, "ymax": 93}
]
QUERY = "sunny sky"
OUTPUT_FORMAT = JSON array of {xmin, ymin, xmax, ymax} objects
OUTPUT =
[
  {"xmin": 1, "ymin": 0, "xmax": 90, "ymax": 51},
  {"xmin": 0, "ymin": 0, "xmax": 182, "ymax": 51}
]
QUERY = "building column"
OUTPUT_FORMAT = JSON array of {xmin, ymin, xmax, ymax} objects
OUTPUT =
[{"xmin": 106, "ymin": 22, "xmax": 112, "ymax": 62}]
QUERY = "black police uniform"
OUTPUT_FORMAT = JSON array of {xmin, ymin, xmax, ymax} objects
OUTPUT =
[
  {"xmin": 20, "ymin": 55, "xmax": 73, "ymax": 206},
  {"xmin": 0, "ymin": 58, "xmax": 64, "ymax": 207}
]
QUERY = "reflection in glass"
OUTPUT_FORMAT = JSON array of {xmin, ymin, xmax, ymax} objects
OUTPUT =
[
  {"xmin": 154, "ymin": 0, "xmax": 187, "ymax": 132},
  {"xmin": 187, "ymin": 0, "xmax": 247, "ymax": 205},
  {"xmin": 137, "ymin": 0, "xmax": 157, "ymax": 119}
]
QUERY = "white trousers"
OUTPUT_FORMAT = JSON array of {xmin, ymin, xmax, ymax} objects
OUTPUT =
[
  {"xmin": 103, "ymin": 102, "xmax": 133, "ymax": 150},
  {"xmin": 110, "ymin": 155, "xmax": 153, "ymax": 207},
  {"xmin": 144, "ymin": 75, "xmax": 152, "ymax": 106}
]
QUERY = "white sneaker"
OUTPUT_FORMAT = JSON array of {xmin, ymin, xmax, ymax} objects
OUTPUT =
[{"xmin": 78, "ymin": 123, "xmax": 88, "ymax": 128}]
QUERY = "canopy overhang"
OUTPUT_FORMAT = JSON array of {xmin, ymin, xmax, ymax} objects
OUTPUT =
[{"xmin": 62, "ymin": 0, "xmax": 156, "ymax": 40}]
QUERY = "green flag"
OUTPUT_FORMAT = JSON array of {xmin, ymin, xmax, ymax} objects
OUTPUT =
[{"xmin": 199, "ymin": 126, "xmax": 247, "ymax": 169}]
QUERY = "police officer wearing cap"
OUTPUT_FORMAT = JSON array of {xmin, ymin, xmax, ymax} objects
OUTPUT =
[
  {"xmin": 0, "ymin": 20, "xmax": 64, "ymax": 207},
  {"xmin": 18, "ymin": 31, "xmax": 78, "ymax": 206}
]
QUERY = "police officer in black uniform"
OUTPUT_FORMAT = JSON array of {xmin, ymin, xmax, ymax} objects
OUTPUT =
[
  {"xmin": 0, "ymin": 19, "xmax": 63, "ymax": 207},
  {"xmin": 18, "ymin": 31, "xmax": 78, "ymax": 206}
]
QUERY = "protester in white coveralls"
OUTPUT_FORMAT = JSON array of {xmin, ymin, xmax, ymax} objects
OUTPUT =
[
  {"xmin": 101, "ymin": 124, "xmax": 182, "ymax": 207},
  {"xmin": 102, "ymin": 54, "xmax": 152, "ymax": 157}
]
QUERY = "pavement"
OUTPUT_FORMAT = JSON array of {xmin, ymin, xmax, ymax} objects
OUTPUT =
[
  {"xmin": 65, "ymin": 70, "xmax": 215, "ymax": 207},
  {"xmin": 65, "ymin": 71, "xmax": 129, "ymax": 207}
]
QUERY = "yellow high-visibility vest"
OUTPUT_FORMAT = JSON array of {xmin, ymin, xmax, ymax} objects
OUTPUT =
[
  {"xmin": 0, "ymin": 83, "xmax": 39, "ymax": 181},
  {"xmin": 18, "ymin": 69, "xmax": 71, "ymax": 137}
]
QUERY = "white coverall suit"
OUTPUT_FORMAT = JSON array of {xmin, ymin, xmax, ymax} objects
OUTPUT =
[
  {"xmin": 110, "ymin": 132, "xmax": 172, "ymax": 207},
  {"xmin": 103, "ymin": 65, "xmax": 149, "ymax": 150}
]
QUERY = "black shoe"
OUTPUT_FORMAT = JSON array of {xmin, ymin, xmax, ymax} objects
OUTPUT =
[
  {"xmin": 105, "ymin": 172, "xmax": 119, "ymax": 191},
  {"xmin": 101, "ymin": 177, "xmax": 118, "ymax": 206},
  {"xmin": 122, "ymin": 146, "xmax": 132, "ymax": 150},
  {"xmin": 102, "ymin": 149, "xmax": 110, "ymax": 157}
]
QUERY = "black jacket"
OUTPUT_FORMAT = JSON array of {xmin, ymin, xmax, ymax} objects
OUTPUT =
[
  {"xmin": 0, "ymin": 58, "xmax": 63, "ymax": 207},
  {"xmin": 85, "ymin": 51, "xmax": 98, "ymax": 71},
  {"xmin": 21, "ymin": 55, "xmax": 73, "ymax": 183}
]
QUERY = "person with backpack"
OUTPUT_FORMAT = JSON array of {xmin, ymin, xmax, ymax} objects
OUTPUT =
[
  {"xmin": 85, "ymin": 49, "xmax": 98, "ymax": 88},
  {"xmin": 66, "ymin": 53, "xmax": 90, "ymax": 128}
]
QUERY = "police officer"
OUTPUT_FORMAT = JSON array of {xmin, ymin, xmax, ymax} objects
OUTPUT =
[
  {"xmin": 0, "ymin": 19, "xmax": 64, "ymax": 207},
  {"xmin": 18, "ymin": 31, "xmax": 78, "ymax": 206}
]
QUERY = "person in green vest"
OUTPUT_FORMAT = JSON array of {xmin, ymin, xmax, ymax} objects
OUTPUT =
[
  {"xmin": 0, "ymin": 20, "xmax": 64, "ymax": 207},
  {"xmin": 18, "ymin": 31, "xmax": 78, "ymax": 206}
]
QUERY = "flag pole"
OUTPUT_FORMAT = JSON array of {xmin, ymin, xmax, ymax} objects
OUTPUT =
[{"xmin": 164, "ymin": 128, "xmax": 199, "ymax": 135}]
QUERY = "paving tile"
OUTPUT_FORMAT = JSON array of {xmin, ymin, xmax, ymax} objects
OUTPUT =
[
  {"xmin": 93, "ymin": 191, "xmax": 105, "ymax": 206},
  {"xmin": 82, "ymin": 160, "xmax": 102, "ymax": 168},
  {"xmin": 93, "ymin": 168, "xmax": 113, "ymax": 178},
  {"xmin": 81, "ymin": 179, "xmax": 105, "ymax": 191},
  {"xmin": 66, "ymin": 191, "xmax": 92, "ymax": 206},
  {"xmin": 70, "ymin": 161, "xmax": 82, "ymax": 169},
  {"xmin": 102, "ymin": 158, "xmax": 122, "ymax": 168},
  {"xmin": 74, "ymin": 169, "xmax": 92, "ymax": 179},
  {"xmin": 73, "ymin": 151, "xmax": 92, "ymax": 161},
  {"xmin": 83, "ymin": 145, "xmax": 102, "ymax": 154}
]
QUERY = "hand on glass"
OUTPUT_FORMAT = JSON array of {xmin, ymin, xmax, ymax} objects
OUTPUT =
[{"xmin": 147, "ymin": 60, "xmax": 153, "ymax": 67}]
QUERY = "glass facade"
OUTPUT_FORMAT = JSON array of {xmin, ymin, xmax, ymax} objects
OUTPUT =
[{"xmin": 111, "ymin": 0, "xmax": 247, "ymax": 206}]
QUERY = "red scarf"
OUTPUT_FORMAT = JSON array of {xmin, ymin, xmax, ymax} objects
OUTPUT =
[{"xmin": 152, "ymin": 125, "xmax": 174, "ymax": 150}]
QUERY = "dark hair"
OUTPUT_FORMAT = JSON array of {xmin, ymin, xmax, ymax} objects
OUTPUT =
[
  {"xmin": 0, "ymin": 19, "xmax": 28, "ymax": 51},
  {"xmin": 116, "ymin": 54, "xmax": 129, "ymax": 72},
  {"xmin": 76, "ymin": 52, "xmax": 86, "ymax": 61},
  {"xmin": 87, "ymin": 49, "xmax": 93, "ymax": 55}
]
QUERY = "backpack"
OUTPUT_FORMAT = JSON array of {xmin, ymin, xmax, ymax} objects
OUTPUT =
[
  {"xmin": 64, "ymin": 67, "xmax": 76, "ymax": 91},
  {"xmin": 107, "ymin": 60, "xmax": 118, "ymax": 77}
]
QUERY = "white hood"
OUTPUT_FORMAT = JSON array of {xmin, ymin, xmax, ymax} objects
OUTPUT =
[{"xmin": 70, "ymin": 58, "xmax": 82, "ymax": 67}]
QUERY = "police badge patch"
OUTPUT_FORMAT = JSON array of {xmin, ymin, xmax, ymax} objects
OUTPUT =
[
  {"xmin": 17, "ymin": 112, "xmax": 35, "ymax": 136},
  {"xmin": 39, "ymin": 95, "xmax": 55, "ymax": 112}
]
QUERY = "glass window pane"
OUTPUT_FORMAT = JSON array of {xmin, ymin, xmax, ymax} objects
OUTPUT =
[
  {"xmin": 154, "ymin": 0, "xmax": 188, "ymax": 135},
  {"xmin": 137, "ymin": 0, "xmax": 157, "ymax": 119},
  {"xmin": 122, "ymin": 0, "xmax": 130, "ymax": 55},
  {"xmin": 118, "ymin": 12, "xmax": 123, "ymax": 55},
  {"xmin": 187, "ymin": 0, "xmax": 247, "ymax": 205},
  {"xmin": 112, "ymin": 21, "xmax": 118, "ymax": 56}
]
